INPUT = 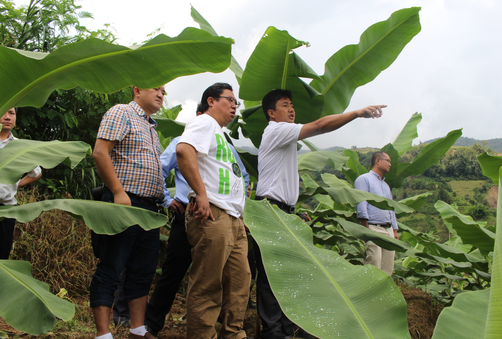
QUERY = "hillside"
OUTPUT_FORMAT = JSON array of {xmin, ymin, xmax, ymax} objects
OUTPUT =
[{"xmin": 423, "ymin": 136, "xmax": 502, "ymax": 153}]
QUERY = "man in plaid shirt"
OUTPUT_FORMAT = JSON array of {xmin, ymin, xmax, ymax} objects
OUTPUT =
[{"xmin": 90, "ymin": 86, "xmax": 165, "ymax": 339}]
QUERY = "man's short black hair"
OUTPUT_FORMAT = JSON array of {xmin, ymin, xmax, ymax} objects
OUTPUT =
[
  {"xmin": 196, "ymin": 103, "xmax": 203, "ymax": 114},
  {"xmin": 371, "ymin": 151, "xmax": 387, "ymax": 168},
  {"xmin": 200, "ymin": 83, "xmax": 233, "ymax": 113},
  {"xmin": 262, "ymin": 89, "xmax": 292, "ymax": 121}
]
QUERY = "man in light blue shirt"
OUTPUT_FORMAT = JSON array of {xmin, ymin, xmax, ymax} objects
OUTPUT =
[
  {"xmin": 145, "ymin": 107, "xmax": 249, "ymax": 337},
  {"xmin": 354, "ymin": 151, "xmax": 398, "ymax": 276}
]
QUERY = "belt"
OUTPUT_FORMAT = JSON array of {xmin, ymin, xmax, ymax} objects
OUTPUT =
[
  {"xmin": 371, "ymin": 223, "xmax": 392, "ymax": 228},
  {"xmin": 255, "ymin": 196, "xmax": 295, "ymax": 214},
  {"xmin": 127, "ymin": 192, "xmax": 162, "ymax": 206}
]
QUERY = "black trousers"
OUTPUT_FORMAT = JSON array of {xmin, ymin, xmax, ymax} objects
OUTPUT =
[
  {"xmin": 145, "ymin": 209, "xmax": 192, "ymax": 333},
  {"xmin": 0, "ymin": 216, "xmax": 16, "ymax": 259}
]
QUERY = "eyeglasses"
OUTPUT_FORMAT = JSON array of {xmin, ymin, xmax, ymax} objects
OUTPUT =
[
  {"xmin": 218, "ymin": 96, "xmax": 241, "ymax": 108},
  {"xmin": 379, "ymin": 158, "xmax": 391, "ymax": 163}
]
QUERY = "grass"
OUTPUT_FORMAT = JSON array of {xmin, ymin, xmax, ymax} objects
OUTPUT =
[{"xmin": 449, "ymin": 180, "xmax": 485, "ymax": 198}]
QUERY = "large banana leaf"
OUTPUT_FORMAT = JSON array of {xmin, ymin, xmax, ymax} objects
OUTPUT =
[
  {"xmin": 0, "ymin": 199, "xmax": 167, "ymax": 234},
  {"xmin": 309, "ymin": 7, "xmax": 421, "ymax": 116},
  {"xmin": 432, "ymin": 168, "xmax": 502, "ymax": 339},
  {"xmin": 396, "ymin": 192, "xmax": 431, "ymax": 216},
  {"xmin": 240, "ymin": 105, "xmax": 269, "ymax": 148},
  {"xmin": 297, "ymin": 151, "xmax": 348, "ymax": 172},
  {"xmin": 434, "ymin": 201, "xmax": 495, "ymax": 254},
  {"xmin": 0, "ymin": 27, "xmax": 232, "ymax": 112},
  {"xmin": 155, "ymin": 116, "xmax": 186, "ymax": 139},
  {"xmin": 477, "ymin": 152, "xmax": 502, "ymax": 184},
  {"xmin": 342, "ymin": 149, "xmax": 369, "ymax": 185},
  {"xmin": 392, "ymin": 113, "xmax": 422, "ymax": 155},
  {"xmin": 0, "ymin": 139, "xmax": 90, "ymax": 184},
  {"xmin": 245, "ymin": 199, "xmax": 410, "ymax": 338},
  {"xmin": 486, "ymin": 167, "xmax": 502, "ymax": 337},
  {"xmin": 337, "ymin": 218, "xmax": 410, "ymax": 252},
  {"xmin": 0, "ymin": 260, "xmax": 74, "ymax": 335},
  {"xmin": 385, "ymin": 129, "xmax": 462, "ymax": 189},
  {"xmin": 431, "ymin": 288, "xmax": 490, "ymax": 339},
  {"xmin": 190, "ymin": 5, "xmax": 244, "ymax": 83},
  {"xmin": 322, "ymin": 175, "xmax": 414, "ymax": 214},
  {"xmin": 239, "ymin": 27, "xmax": 324, "ymax": 141}
]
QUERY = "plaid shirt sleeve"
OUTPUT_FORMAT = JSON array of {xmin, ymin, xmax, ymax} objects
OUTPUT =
[{"xmin": 97, "ymin": 105, "xmax": 129, "ymax": 141}]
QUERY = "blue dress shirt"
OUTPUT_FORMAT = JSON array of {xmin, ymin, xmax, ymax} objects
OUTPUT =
[
  {"xmin": 354, "ymin": 170, "xmax": 398, "ymax": 230},
  {"xmin": 161, "ymin": 136, "xmax": 250, "ymax": 208}
]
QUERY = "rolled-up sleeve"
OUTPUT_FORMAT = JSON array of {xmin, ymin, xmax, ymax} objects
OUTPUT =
[{"xmin": 28, "ymin": 166, "xmax": 42, "ymax": 178}]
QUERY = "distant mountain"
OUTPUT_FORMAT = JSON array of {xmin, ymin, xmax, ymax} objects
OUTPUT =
[{"xmin": 423, "ymin": 137, "xmax": 502, "ymax": 153}]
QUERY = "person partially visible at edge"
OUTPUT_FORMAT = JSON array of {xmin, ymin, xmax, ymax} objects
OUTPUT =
[
  {"xmin": 255, "ymin": 89, "xmax": 385, "ymax": 339},
  {"xmin": 0, "ymin": 107, "xmax": 42, "ymax": 259},
  {"xmin": 176, "ymin": 83, "xmax": 253, "ymax": 339},
  {"xmin": 354, "ymin": 151, "xmax": 398, "ymax": 276},
  {"xmin": 144, "ymin": 103, "xmax": 250, "ymax": 337},
  {"xmin": 90, "ymin": 86, "xmax": 165, "ymax": 339}
]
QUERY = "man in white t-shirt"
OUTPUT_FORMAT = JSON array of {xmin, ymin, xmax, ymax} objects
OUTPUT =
[
  {"xmin": 176, "ymin": 83, "xmax": 252, "ymax": 339},
  {"xmin": 255, "ymin": 89, "xmax": 386, "ymax": 339}
]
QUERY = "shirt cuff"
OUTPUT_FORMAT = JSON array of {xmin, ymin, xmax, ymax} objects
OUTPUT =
[{"xmin": 28, "ymin": 166, "xmax": 42, "ymax": 178}]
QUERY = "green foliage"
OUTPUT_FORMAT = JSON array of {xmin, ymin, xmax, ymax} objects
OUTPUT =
[
  {"xmin": 0, "ymin": 0, "xmax": 92, "ymax": 52},
  {"xmin": 234, "ymin": 8, "xmax": 421, "ymax": 148},
  {"xmin": 0, "ymin": 139, "xmax": 90, "ymax": 184},
  {"xmin": 420, "ymin": 144, "xmax": 490, "ymax": 180},
  {"xmin": 0, "ymin": 199, "xmax": 167, "ymax": 234},
  {"xmin": 0, "ymin": 259, "xmax": 75, "ymax": 335},
  {"xmin": 0, "ymin": 28, "xmax": 233, "ymax": 113},
  {"xmin": 245, "ymin": 199, "xmax": 410, "ymax": 339}
]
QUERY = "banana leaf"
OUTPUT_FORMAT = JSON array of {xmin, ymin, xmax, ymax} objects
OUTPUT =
[
  {"xmin": 392, "ymin": 113, "xmax": 422, "ymax": 155},
  {"xmin": 239, "ymin": 26, "xmax": 324, "ymax": 144},
  {"xmin": 323, "ymin": 184, "xmax": 414, "ymax": 214},
  {"xmin": 342, "ymin": 149, "xmax": 369, "ymax": 185},
  {"xmin": 240, "ymin": 105, "xmax": 269, "ymax": 148},
  {"xmin": 155, "ymin": 116, "xmax": 186, "ymax": 139},
  {"xmin": 245, "ymin": 199, "xmax": 410, "ymax": 338},
  {"xmin": 0, "ymin": 199, "xmax": 167, "ymax": 234},
  {"xmin": 0, "ymin": 27, "xmax": 232, "ymax": 112},
  {"xmin": 486, "ymin": 168, "xmax": 502, "ymax": 337},
  {"xmin": 309, "ymin": 7, "xmax": 421, "ymax": 116},
  {"xmin": 190, "ymin": 5, "xmax": 244, "ymax": 83},
  {"xmin": 301, "ymin": 139, "xmax": 321, "ymax": 152},
  {"xmin": 0, "ymin": 260, "xmax": 74, "ymax": 335},
  {"xmin": 298, "ymin": 151, "xmax": 348, "ymax": 172},
  {"xmin": 432, "ymin": 289, "xmax": 490, "ymax": 339},
  {"xmin": 432, "ymin": 167, "xmax": 502, "ymax": 338},
  {"xmin": 385, "ymin": 129, "xmax": 462, "ymax": 189},
  {"xmin": 396, "ymin": 192, "xmax": 432, "ymax": 216},
  {"xmin": 0, "ymin": 139, "xmax": 90, "ymax": 184},
  {"xmin": 337, "ymin": 218, "xmax": 410, "ymax": 252},
  {"xmin": 435, "ymin": 201, "xmax": 495, "ymax": 253},
  {"xmin": 477, "ymin": 152, "xmax": 502, "ymax": 184}
]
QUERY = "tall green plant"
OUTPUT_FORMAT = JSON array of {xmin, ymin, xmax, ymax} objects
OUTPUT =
[{"xmin": 431, "ymin": 165, "xmax": 502, "ymax": 338}]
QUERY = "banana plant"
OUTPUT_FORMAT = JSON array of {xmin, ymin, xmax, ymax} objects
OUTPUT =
[
  {"xmin": 0, "ymin": 139, "xmax": 90, "ymax": 184},
  {"xmin": 245, "ymin": 199, "xmax": 410, "ymax": 339},
  {"xmin": 0, "ymin": 27, "xmax": 233, "ymax": 112},
  {"xmin": 0, "ymin": 260, "xmax": 74, "ymax": 335},
  {"xmin": 237, "ymin": 7, "xmax": 421, "ymax": 148},
  {"xmin": 341, "ymin": 113, "xmax": 462, "ymax": 189},
  {"xmin": 431, "ymin": 165, "xmax": 502, "ymax": 338}
]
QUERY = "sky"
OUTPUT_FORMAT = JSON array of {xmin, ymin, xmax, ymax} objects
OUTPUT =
[{"xmin": 15, "ymin": 0, "xmax": 502, "ymax": 150}]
